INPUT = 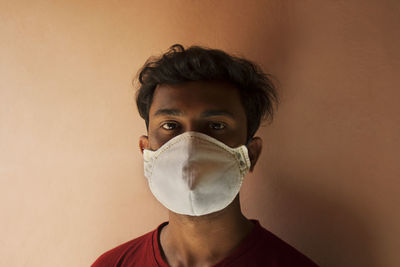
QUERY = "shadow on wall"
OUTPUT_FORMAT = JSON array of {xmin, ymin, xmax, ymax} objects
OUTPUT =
[
  {"xmin": 246, "ymin": 1, "xmax": 399, "ymax": 266},
  {"xmin": 270, "ymin": 173, "xmax": 379, "ymax": 267}
]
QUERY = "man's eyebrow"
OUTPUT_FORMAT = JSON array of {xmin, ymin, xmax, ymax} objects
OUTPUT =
[
  {"xmin": 200, "ymin": 110, "xmax": 235, "ymax": 119},
  {"xmin": 153, "ymin": 109, "xmax": 184, "ymax": 117}
]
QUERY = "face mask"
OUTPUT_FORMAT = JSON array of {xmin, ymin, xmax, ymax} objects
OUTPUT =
[{"xmin": 143, "ymin": 131, "xmax": 251, "ymax": 216}]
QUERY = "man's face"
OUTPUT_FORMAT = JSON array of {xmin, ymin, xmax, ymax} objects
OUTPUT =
[
  {"xmin": 139, "ymin": 80, "xmax": 262, "ymax": 170},
  {"xmin": 147, "ymin": 81, "xmax": 247, "ymax": 149}
]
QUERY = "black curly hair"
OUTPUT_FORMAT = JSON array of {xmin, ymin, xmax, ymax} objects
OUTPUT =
[{"xmin": 135, "ymin": 44, "xmax": 278, "ymax": 140}]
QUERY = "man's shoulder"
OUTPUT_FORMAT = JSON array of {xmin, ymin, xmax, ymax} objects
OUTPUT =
[
  {"xmin": 248, "ymin": 221, "xmax": 318, "ymax": 266},
  {"xmin": 91, "ymin": 226, "xmax": 158, "ymax": 267}
]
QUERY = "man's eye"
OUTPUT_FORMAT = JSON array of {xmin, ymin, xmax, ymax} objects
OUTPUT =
[
  {"xmin": 161, "ymin": 122, "xmax": 178, "ymax": 130},
  {"xmin": 209, "ymin": 122, "xmax": 226, "ymax": 130}
]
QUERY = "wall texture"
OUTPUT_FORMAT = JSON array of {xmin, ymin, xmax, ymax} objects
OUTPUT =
[{"xmin": 1, "ymin": 1, "xmax": 399, "ymax": 266}]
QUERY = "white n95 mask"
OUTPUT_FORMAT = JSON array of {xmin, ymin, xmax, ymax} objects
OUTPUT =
[{"xmin": 143, "ymin": 131, "xmax": 251, "ymax": 216}]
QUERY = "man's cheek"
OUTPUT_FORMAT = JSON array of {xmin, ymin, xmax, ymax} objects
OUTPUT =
[{"xmin": 149, "ymin": 129, "xmax": 171, "ymax": 150}]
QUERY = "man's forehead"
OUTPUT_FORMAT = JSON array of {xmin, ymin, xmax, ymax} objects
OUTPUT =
[
  {"xmin": 153, "ymin": 108, "xmax": 236, "ymax": 119},
  {"xmin": 150, "ymin": 81, "xmax": 244, "ymax": 114}
]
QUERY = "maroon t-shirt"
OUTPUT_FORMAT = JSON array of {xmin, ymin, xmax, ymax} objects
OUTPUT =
[{"xmin": 92, "ymin": 220, "xmax": 318, "ymax": 267}]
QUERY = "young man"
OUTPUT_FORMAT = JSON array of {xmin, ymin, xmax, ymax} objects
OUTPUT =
[{"xmin": 92, "ymin": 45, "xmax": 318, "ymax": 266}]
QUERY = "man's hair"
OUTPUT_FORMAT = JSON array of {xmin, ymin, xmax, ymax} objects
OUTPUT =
[{"xmin": 135, "ymin": 44, "xmax": 278, "ymax": 140}]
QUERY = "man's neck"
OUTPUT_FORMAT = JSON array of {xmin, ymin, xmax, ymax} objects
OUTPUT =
[{"xmin": 159, "ymin": 197, "xmax": 254, "ymax": 267}]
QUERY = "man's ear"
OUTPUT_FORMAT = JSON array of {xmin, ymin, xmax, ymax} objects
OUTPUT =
[
  {"xmin": 139, "ymin": 135, "xmax": 149, "ymax": 154},
  {"xmin": 247, "ymin": 137, "xmax": 262, "ymax": 172}
]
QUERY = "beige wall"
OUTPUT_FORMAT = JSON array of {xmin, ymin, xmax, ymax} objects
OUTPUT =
[{"xmin": 1, "ymin": 1, "xmax": 399, "ymax": 266}]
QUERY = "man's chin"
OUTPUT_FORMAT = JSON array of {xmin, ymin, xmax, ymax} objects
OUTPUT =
[{"xmin": 167, "ymin": 196, "xmax": 241, "ymax": 221}]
